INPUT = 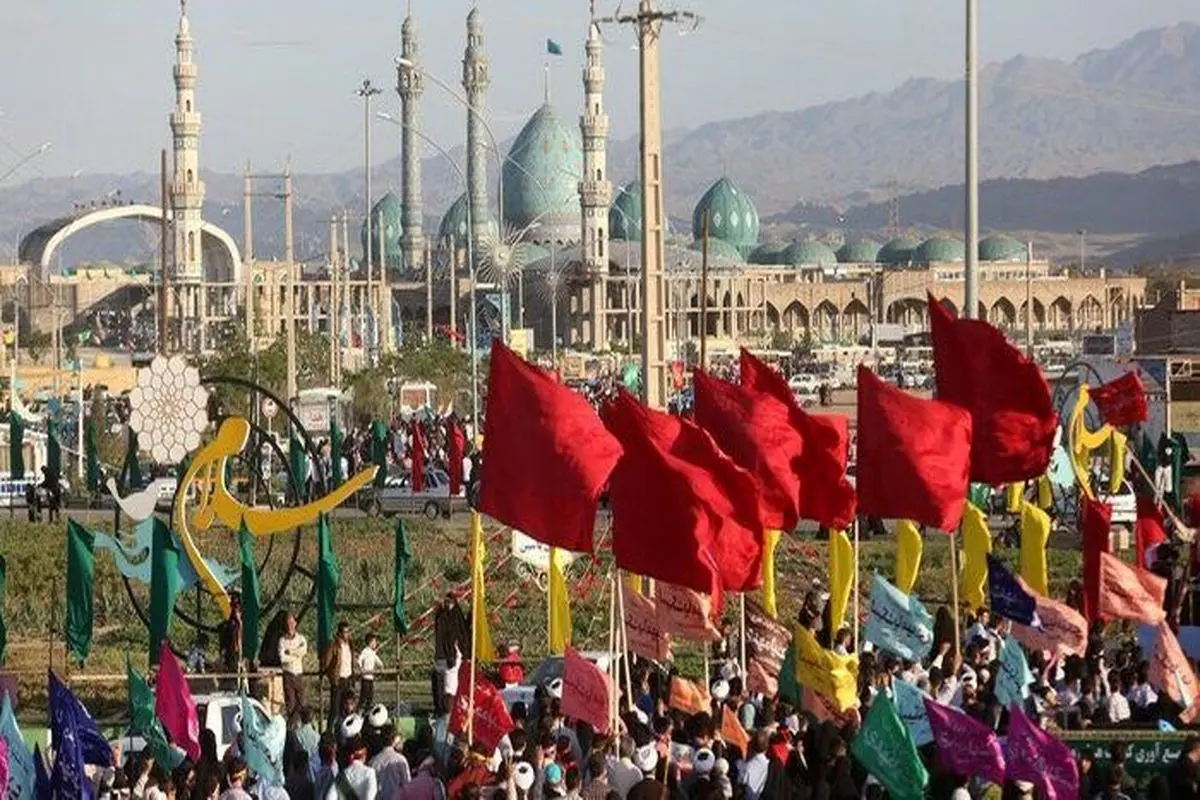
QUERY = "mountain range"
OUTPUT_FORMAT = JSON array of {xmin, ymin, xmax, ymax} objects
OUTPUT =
[{"xmin": 3, "ymin": 22, "xmax": 1200, "ymax": 266}]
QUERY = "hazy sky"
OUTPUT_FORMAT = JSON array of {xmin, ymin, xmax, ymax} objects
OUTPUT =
[{"xmin": 1, "ymin": 0, "xmax": 1196, "ymax": 181}]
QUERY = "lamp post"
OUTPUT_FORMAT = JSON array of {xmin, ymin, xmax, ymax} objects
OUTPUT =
[
  {"xmin": 1078, "ymin": 229, "xmax": 1087, "ymax": 274},
  {"xmin": 0, "ymin": 142, "xmax": 51, "ymax": 186},
  {"xmin": 356, "ymin": 79, "xmax": 383, "ymax": 364}
]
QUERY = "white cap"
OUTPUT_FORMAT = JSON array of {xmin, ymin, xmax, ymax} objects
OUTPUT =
[
  {"xmin": 713, "ymin": 757, "xmax": 730, "ymax": 776},
  {"xmin": 711, "ymin": 679, "xmax": 730, "ymax": 701},
  {"xmin": 694, "ymin": 748, "xmax": 715, "ymax": 776},
  {"xmin": 548, "ymin": 678, "xmax": 564, "ymax": 699},
  {"xmin": 1015, "ymin": 780, "xmax": 1035, "ymax": 792},
  {"xmin": 340, "ymin": 713, "xmax": 364, "ymax": 741},
  {"xmin": 784, "ymin": 715, "xmax": 800, "ymax": 735},
  {"xmin": 634, "ymin": 742, "xmax": 659, "ymax": 774},
  {"xmin": 633, "ymin": 707, "xmax": 649, "ymax": 726},
  {"xmin": 368, "ymin": 704, "xmax": 389, "ymax": 728},
  {"xmin": 513, "ymin": 762, "xmax": 536, "ymax": 791}
]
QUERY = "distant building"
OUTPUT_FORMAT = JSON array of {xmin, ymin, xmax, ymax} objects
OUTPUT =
[{"xmin": 1135, "ymin": 285, "xmax": 1200, "ymax": 354}]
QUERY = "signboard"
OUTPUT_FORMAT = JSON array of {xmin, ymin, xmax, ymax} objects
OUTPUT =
[
  {"xmin": 260, "ymin": 398, "xmax": 278, "ymax": 419},
  {"xmin": 510, "ymin": 531, "xmax": 576, "ymax": 572},
  {"xmin": 296, "ymin": 403, "xmax": 329, "ymax": 434},
  {"xmin": 1170, "ymin": 401, "xmax": 1200, "ymax": 434},
  {"xmin": 1060, "ymin": 732, "xmax": 1189, "ymax": 779},
  {"xmin": 508, "ymin": 329, "xmax": 533, "ymax": 359}
]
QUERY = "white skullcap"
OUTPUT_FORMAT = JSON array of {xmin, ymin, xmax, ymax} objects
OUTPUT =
[
  {"xmin": 633, "ymin": 707, "xmax": 649, "ymax": 725},
  {"xmin": 694, "ymin": 748, "xmax": 716, "ymax": 776},
  {"xmin": 713, "ymin": 757, "xmax": 729, "ymax": 776},
  {"xmin": 340, "ymin": 713, "xmax": 364, "ymax": 741},
  {"xmin": 548, "ymin": 678, "xmax": 564, "ymax": 699},
  {"xmin": 711, "ymin": 679, "xmax": 730, "ymax": 701},
  {"xmin": 513, "ymin": 761, "xmax": 536, "ymax": 791},
  {"xmin": 634, "ymin": 742, "xmax": 659, "ymax": 774},
  {"xmin": 368, "ymin": 704, "xmax": 389, "ymax": 728}
]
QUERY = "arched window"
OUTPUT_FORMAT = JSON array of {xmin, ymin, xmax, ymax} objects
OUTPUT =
[
  {"xmin": 599, "ymin": 228, "xmax": 605, "ymax": 259},
  {"xmin": 187, "ymin": 169, "xmax": 194, "ymax": 185},
  {"xmin": 186, "ymin": 99, "xmax": 192, "ymax": 112},
  {"xmin": 188, "ymin": 231, "xmax": 196, "ymax": 262},
  {"xmin": 596, "ymin": 168, "xmax": 602, "ymax": 180}
]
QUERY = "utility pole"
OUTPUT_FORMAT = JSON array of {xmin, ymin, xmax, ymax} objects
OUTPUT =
[
  {"xmin": 284, "ymin": 168, "xmax": 296, "ymax": 402},
  {"xmin": 1025, "ymin": 241, "xmax": 1034, "ymax": 359},
  {"xmin": 357, "ymin": 79, "xmax": 382, "ymax": 366},
  {"xmin": 330, "ymin": 215, "xmax": 339, "ymax": 386},
  {"xmin": 602, "ymin": 0, "xmax": 699, "ymax": 410},
  {"xmin": 964, "ymin": 0, "xmax": 980, "ymax": 319}
]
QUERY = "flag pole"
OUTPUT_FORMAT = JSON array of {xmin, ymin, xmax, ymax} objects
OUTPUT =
[
  {"xmin": 949, "ymin": 527, "xmax": 962, "ymax": 662},
  {"xmin": 739, "ymin": 593, "xmax": 747, "ymax": 678},
  {"xmin": 616, "ymin": 573, "xmax": 634, "ymax": 709},
  {"xmin": 607, "ymin": 569, "xmax": 618, "ymax": 731},
  {"xmin": 852, "ymin": 519, "xmax": 861, "ymax": 649},
  {"xmin": 466, "ymin": 513, "xmax": 480, "ymax": 746}
]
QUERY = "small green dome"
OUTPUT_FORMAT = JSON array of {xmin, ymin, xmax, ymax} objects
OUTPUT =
[
  {"xmin": 783, "ymin": 240, "xmax": 839, "ymax": 268},
  {"xmin": 610, "ymin": 182, "xmax": 643, "ymax": 241},
  {"xmin": 437, "ymin": 192, "xmax": 497, "ymax": 248},
  {"xmin": 750, "ymin": 242, "xmax": 789, "ymax": 265},
  {"xmin": 836, "ymin": 239, "xmax": 881, "ymax": 264},
  {"xmin": 502, "ymin": 104, "xmax": 584, "ymax": 245},
  {"xmin": 692, "ymin": 177, "xmax": 760, "ymax": 255},
  {"xmin": 979, "ymin": 234, "xmax": 1026, "ymax": 262},
  {"xmin": 878, "ymin": 237, "xmax": 919, "ymax": 266},
  {"xmin": 360, "ymin": 192, "xmax": 403, "ymax": 268},
  {"xmin": 915, "ymin": 236, "xmax": 966, "ymax": 264},
  {"xmin": 690, "ymin": 237, "xmax": 743, "ymax": 264}
]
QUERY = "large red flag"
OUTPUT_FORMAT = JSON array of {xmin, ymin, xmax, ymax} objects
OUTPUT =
[
  {"xmin": 1081, "ymin": 497, "xmax": 1112, "ymax": 625},
  {"xmin": 1098, "ymin": 552, "xmax": 1167, "ymax": 624},
  {"xmin": 446, "ymin": 418, "xmax": 465, "ymax": 496},
  {"xmin": 155, "ymin": 641, "xmax": 201, "ymax": 762},
  {"xmin": 602, "ymin": 390, "xmax": 764, "ymax": 605},
  {"xmin": 1090, "ymin": 371, "xmax": 1148, "ymax": 427},
  {"xmin": 448, "ymin": 662, "xmax": 515, "ymax": 753},
  {"xmin": 692, "ymin": 368, "xmax": 803, "ymax": 530},
  {"xmin": 928, "ymin": 295, "xmax": 1057, "ymax": 484},
  {"xmin": 1135, "ymin": 496, "xmax": 1167, "ymax": 570},
  {"xmin": 739, "ymin": 350, "xmax": 856, "ymax": 529},
  {"xmin": 855, "ymin": 366, "xmax": 972, "ymax": 531},
  {"xmin": 410, "ymin": 421, "xmax": 426, "ymax": 493},
  {"xmin": 1149, "ymin": 621, "xmax": 1200, "ymax": 724},
  {"xmin": 479, "ymin": 342, "xmax": 623, "ymax": 553}
]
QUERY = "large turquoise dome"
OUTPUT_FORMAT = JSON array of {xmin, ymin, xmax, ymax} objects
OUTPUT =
[
  {"xmin": 749, "ymin": 242, "xmax": 788, "ymax": 265},
  {"xmin": 783, "ymin": 240, "xmax": 838, "ymax": 268},
  {"xmin": 915, "ymin": 236, "xmax": 966, "ymax": 264},
  {"xmin": 610, "ymin": 182, "xmax": 643, "ymax": 241},
  {"xmin": 361, "ymin": 192, "xmax": 403, "ymax": 268},
  {"xmin": 979, "ymin": 234, "xmax": 1026, "ymax": 262},
  {"xmin": 437, "ymin": 192, "xmax": 498, "ymax": 249},
  {"xmin": 692, "ymin": 177, "xmax": 760, "ymax": 256},
  {"xmin": 878, "ymin": 237, "xmax": 918, "ymax": 267},
  {"xmin": 501, "ymin": 104, "xmax": 584, "ymax": 246},
  {"xmin": 837, "ymin": 239, "xmax": 881, "ymax": 264}
]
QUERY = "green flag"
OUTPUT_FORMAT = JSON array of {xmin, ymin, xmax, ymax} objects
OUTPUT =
[
  {"xmin": 65, "ymin": 519, "xmax": 95, "ymax": 663},
  {"xmin": 85, "ymin": 417, "xmax": 101, "ymax": 493},
  {"xmin": 238, "ymin": 519, "xmax": 262, "ymax": 663},
  {"xmin": 47, "ymin": 421, "xmax": 61, "ymax": 487},
  {"xmin": 547, "ymin": 39, "xmax": 563, "ymax": 56},
  {"xmin": 149, "ymin": 518, "xmax": 181, "ymax": 665},
  {"xmin": 967, "ymin": 483, "xmax": 992, "ymax": 511},
  {"xmin": 850, "ymin": 693, "xmax": 929, "ymax": 800},
  {"xmin": 371, "ymin": 420, "xmax": 388, "ymax": 489},
  {"xmin": 289, "ymin": 427, "xmax": 309, "ymax": 503},
  {"xmin": 0, "ymin": 555, "xmax": 8, "ymax": 666},
  {"xmin": 122, "ymin": 429, "xmax": 142, "ymax": 491},
  {"xmin": 316, "ymin": 513, "xmax": 340, "ymax": 658},
  {"xmin": 393, "ymin": 518, "xmax": 412, "ymax": 635},
  {"xmin": 126, "ymin": 656, "xmax": 181, "ymax": 768},
  {"xmin": 778, "ymin": 643, "xmax": 800, "ymax": 704},
  {"xmin": 8, "ymin": 411, "xmax": 23, "ymax": 482},
  {"xmin": 330, "ymin": 418, "xmax": 345, "ymax": 489}
]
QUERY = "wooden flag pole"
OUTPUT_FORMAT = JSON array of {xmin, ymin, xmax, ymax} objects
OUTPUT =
[
  {"xmin": 395, "ymin": 631, "xmax": 401, "ymax": 709},
  {"xmin": 739, "ymin": 593, "xmax": 747, "ymax": 678},
  {"xmin": 616, "ymin": 573, "xmax": 634, "ymax": 708},
  {"xmin": 466, "ymin": 515, "xmax": 480, "ymax": 746},
  {"xmin": 852, "ymin": 519, "xmax": 861, "ymax": 649},
  {"xmin": 607, "ymin": 570, "xmax": 618, "ymax": 731},
  {"xmin": 948, "ymin": 527, "xmax": 962, "ymax": 662}
]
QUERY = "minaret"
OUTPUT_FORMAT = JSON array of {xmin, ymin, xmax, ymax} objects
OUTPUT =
[
  {"xmin": 397, "ymin": 9, "xmax": 424, "ymax": 272},
  {"xmin": 462, "ymin": 7, "xmax": 491, "ymax": 260},
  {"xmin": 579, "ymin": 18, "xmax": 612, "ymax": 349},
  {"xmin": 170, "ymin": 0, "xmax": 205, "ymax": 346}
]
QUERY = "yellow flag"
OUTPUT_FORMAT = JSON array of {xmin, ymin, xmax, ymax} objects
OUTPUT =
[
  {"xmin": 628, "ymin": 574, "xmax": 644, "ymax": 595},
  {"xmin": 548, "ymin": 546, "xmax": 572, "ymax": 655},
  {"xmin": 1037, "ymin": 475, "xmax": 1053, "ymax": 510},
  {"xmin": 761, "ymin": 529, "xmax": 783, "ymax": 619},
  {"xmin": 1109, "ymin": 430, "xmax": 1127, "ymax": 494},
  {"xmin": 828, "ymin": 529, "xmax": 854, "ymax": 633},
  {"xmin": 961, "ymin": 502, "xmax": 992, "ymax": 610},
  {"xmin": 793, "ymin": 625, "xmax": 858, "ymax": 712},
  {"xmin": 1006, "ymin": 482, "xmax": 1024, "ymax": 514},
  {"xmin": 470, "ymin": 512, "xmax": 495, "ymax": 662},
  {"xmin": 1019, "ymin": 501, "xmax": 1051, "ymax": 596},
  {"xmin": 895, "ymin": 520, "xmax": 923, "ymax": 595}
]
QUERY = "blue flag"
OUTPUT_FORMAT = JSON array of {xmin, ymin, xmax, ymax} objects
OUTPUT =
[
  {"xmin": 33, "ymin": 744, "xmax": 50, "ymax": 800},
  {"xmin": 48, "ymin": 672, "xmax": 111, "ymax": 768},
  {"xmin": 995, "ymin": 635, "xmax": 1034, "ymax": 709},
  {"xmin": 987, "ymin": 555, "xmax": 1039, "ymax": 626},
  {"xmin": 240, "ymin": 694, "xmax": 286, "ymax": 787},
  {"xmin": 48, "ymin": 676, "xmax": 90, "ymax": 800},
  {"xmin": 1, "ymin": 691, "xmax": 35, "ymax": 800},
  {"xmin": 892, "ymin": 679, "xmax": 934, "ymax": 746},
  {"xmin": 863, "ymin": 574, "xmax": 935, "ymax": 661}
]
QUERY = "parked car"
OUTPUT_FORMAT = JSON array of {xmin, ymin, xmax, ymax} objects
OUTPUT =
[
  {"xmin": 361, "ymin": 467, "xmax": 469, "ymax": 519},
  {"xmin": 500, "ymin": 652, "xmax": 622, "ymax": 710},
  {"xmin": 119, "ymin": 694, "xmax": 269, "ymax": 766}
]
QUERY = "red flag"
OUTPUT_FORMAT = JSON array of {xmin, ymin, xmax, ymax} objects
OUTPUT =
[
  {"xmin": 928, "ymin": 295, "xmax": 1057, "ymax": 484},
  {"xmin": 1081, "ymin": 497, "xmax": 1112, "ymax": 625},
  {"xmin": 448, "ymin": 661, "xmax": 514, "ymax": 753},
  {"xmin": 692, "ymin": 368, "xmax": 803, "ymax": 530},
  {"xmin": 1090, "ymin": 371, "xmax": 1149, "ymax": 427},
  {"xmin": 1149, "ymin": 621, "xmax": 1200, "ymax": 724},
  {"xmin": 739, "ymin": 350, "xmax": 856, "ymax": 529},
  {"xmin": 855, "ymin": 365, "xmax": 972, "ymax": 531},
  {"xmin": 1098, "ymin": 552, "xmax": 1167, "ymax": 624},
  {"xmin": 155, "ymin": 641, "xmax": 201, "ymax": 762},
  {"xmin": 1011, "ymin": 593, "xmax": 1088, "ymax": 658},
  {"xmin": 656, "ymin": 582, "xmax": 722, "ymax": 642},
  {"xmin": 602, "ymin": 390, "xmax": 764, "ymax": 603},
  {"xmin": 622, "ymin": 580, "xmax": 671, "ymax": 661},
  {"xmin": 479, "ymin": 342, "xmax": 623, "ymax": 553},
  {"xmin": 561, "ymin": 648, "xmax": 613, "ymax": 734},
  {"xmin": 1135, "ymin": 496, "xmax": 1167, "ymax": 570},
  {"xmin": 446, "ymin": 418, "xmax": 465, "ymax": 496},
  {"xmin": 411, "ymin": 421, "xmax": 426, "ymax": 494}
]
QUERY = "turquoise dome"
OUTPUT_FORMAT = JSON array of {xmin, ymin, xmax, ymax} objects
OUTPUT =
[
  {"xmin": 783, "ymin": 240, "xmax": 839, "ymax": 268},
  {"xmin": 437, "ymin": 192, "xmax": 498, "ymax": 249},
  {"xmin": 501, "ymin": 104, "xmax": 584, "ymax": 245},
  {"xmin": 360, "ymin": 192, "xmax": 403, "ymax": 268},
  {"xmin": 750, "ymin": 242, "xmax": 789, "ymax": 265},
  {"xmin": 878, "ymin": 237, "xmax": 918, "ymax": 266},
  {"xmin": 690, "ymin": 237, "xmax": 743, "ymax": 264},
  {"xmin": 836, "ymin": 239, "xmax": 881, "ymax": 264},
  {"xmin": 915, "ymin": 236, "xmax": 966, "ymax": 264},
  {"xmin": 979, "ymin": 234, "xmax": 1026, "ymax": 262},
  {"xmin": 610, "ymin": 182, "xmax": 643, "ymax": 241},
  {"xmin": 692, "ymin": 177, "xmax": 760, "ymax": 256}
]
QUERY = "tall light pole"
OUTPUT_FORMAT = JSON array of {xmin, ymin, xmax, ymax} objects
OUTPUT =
[
  {"xmin": 357, "ymin": 79, "xmax": 383, "ymax": 364},
  {"xmin": 963, "ymin": 0, "xmax": 980, "ymax": 320},
  {"xmin": 1078, "ymin": 229, "xmax": 1087, "ymax": 273},
  {"xmin": 0, "ymin": 142, "xmax": 51, "ymax": 186}
]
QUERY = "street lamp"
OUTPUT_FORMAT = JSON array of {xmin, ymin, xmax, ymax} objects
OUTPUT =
[
  {"xmin": 0, "ymin": 142, "xmax": 51, "ymax": 186},
  {"xmin": 356, "ymin": 79, "xmax": 383, "ymax": 363},
  {"xmin": 1078, "ymin": 229, "xmax": 1087, "ymax": 274}
]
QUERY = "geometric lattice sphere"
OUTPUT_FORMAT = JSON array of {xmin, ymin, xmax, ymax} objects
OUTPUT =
[{"xmin": 127, "ymin": 354, "xmax": 210, "ymax": 464}]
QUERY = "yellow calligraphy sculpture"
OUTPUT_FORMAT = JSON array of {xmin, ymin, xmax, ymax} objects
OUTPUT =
[{"xmin": 174, "ymin": 416, "xmax": 377, "ymax": 616}]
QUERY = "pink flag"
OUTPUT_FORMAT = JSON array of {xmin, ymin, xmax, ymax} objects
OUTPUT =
[
  {"xmin": 1149, "ymin": 621, "xmax": 1200, "ymax": 724},
  {"xmin": 1098, "ymin": 552, "xmax": 1167, "ymax": 624},
  {"xmin": 656, "ymin": 583, "xmax": 722, "ymax": 642},
  {"xmin": 155, "ymin": 641, "xmax": 201, "ymax": 761},
  {"xmin": 622, "ymin": 581, "xmax": 671, "ymax": 662},
  {"xmin": 561, "ymin": 647, "xmax": 613, "ymax": 734},
  {"xmin": 1010, "ymin": 593, "xmax": 1088, "ymax": 658},
  {"xmin": 1006, "ymin": 704, "xmax": 1079, "ymax": 800},
  {"xmin": 923, "ymin": 697, "xmax": 1005, "ymax": 785},
  {"xmin": 0, "ymin": 734, "xmax": 10, "ymax": 799}
]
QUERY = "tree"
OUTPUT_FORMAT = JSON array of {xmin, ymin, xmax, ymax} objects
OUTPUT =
[{"xmin": 23, "ymin": 330, "xmax": 51, "ymax": 364}]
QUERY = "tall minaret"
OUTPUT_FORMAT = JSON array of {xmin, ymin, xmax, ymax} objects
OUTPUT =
[
  {"xmin": 462, "ymin": 7, "xmax": 491, "ymax": 259},
  {"xmin": 170, "ymin": 0, "xmax": 205, "ymax": 342},
  {"xmin": 397, "ymin": 9, "xmax": 424, "ymax": 272},
  {"xmin": 579, "ymin": 17, "xmax": 612, "ymax": 348}
]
